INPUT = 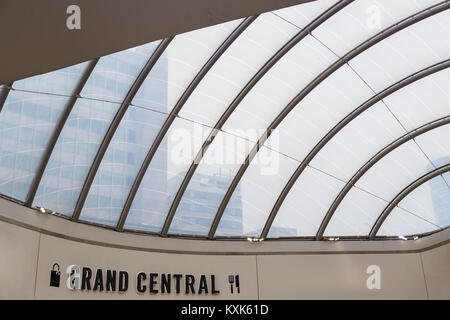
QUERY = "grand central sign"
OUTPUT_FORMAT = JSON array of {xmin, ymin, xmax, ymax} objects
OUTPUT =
[{"xmin": 50, "ymin": 263, "xmax": 241, "ymax": 296}]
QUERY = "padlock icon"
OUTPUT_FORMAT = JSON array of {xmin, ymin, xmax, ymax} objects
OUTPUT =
[{"xmin": 50, "ymin": 263, "xmax": 61, "ymax": 287}]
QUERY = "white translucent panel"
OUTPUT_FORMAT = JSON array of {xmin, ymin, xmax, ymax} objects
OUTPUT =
[
  {"xmin": 124, "ymin": 117, "xmax": 211, "ymax": 232},
  {"xmin": 310, "ymin": 101, "xmax": 405, "ymax": 182},
  {"xmin": 445, "ymin": 172, "xmax": 450, "ymax": 192},
  {"xmin": 222, "ymin": 35, "xmax": 336, "ymax": 139},
  {"xmin": 312, "ymin": 0, "xmax": 442, "ymax": 56},
  {"xmin": 273, "ymin": 0, "xmax": 338, "ymax": 29},
  {"xmin": 133, "ymin": 20, "xmax": 241, "ymax": 114},
  {"xmin": 216, "ymin": 151, "xmax": 299, "ymax": 237},
  {"xmin": 382, "ymin": 68, "xmax": 450, "ymax": 131},
  {"xmin": 178, "ymin": 13, "xmax": 298, "ymax": 127},
  {"xmin": 34, "ymin": 99, "xmax": 119, "ymax": 215},
  {"xmin": 0, "ymin": 91, "xmax": 68, "ymax": 200},
  {"xmin": 13, "ymin": 61, "xmax": 89, "ymax": 96},
  {"xmin": 81, "ymin": 41, "xmax": 160, "ymax": 103},
  {"xmin": 79, "ymin": 107, "xmax": 167, "ymax": 226},
  {"xmin": 168, "ymin": 131, "xmax": 251, "ymax": 235},
  {"xmin": 327, "ymin": 128, "xmax": 450, "ymax": 237},
  {"xmin": 395, "ymin": 175, "xmax": 450, "ymax": 228},
  {"xmin": 355, "ymin": 140, "xmax": 432, "ymax": 201},
  {"xmin": 414, "ymin": 125, "xmax": 450, "ymax": 168},
  {"xmin": 263, "ymin": 64, "xmax": 373, "ymax": 162},
  {"xmin": 324, "ymin": 187, "xmax": 388, "ymax": 236},
  {"xmin": 349, "ymin": 10, "xmax": 450, "ymax": 92},
  {"xmin": 442, "ymin": 172, "xmax": 450, "ymax": 200},
  {"xmin": 268, "ymin": 167, "xmax": 345, "ymax": 237},
  {"xmin": 377, "ymin": 206, "xmax": 441, "ymax": 236}
]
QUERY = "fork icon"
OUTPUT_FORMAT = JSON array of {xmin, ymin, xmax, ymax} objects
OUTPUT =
[{"xmin": 228, "ymin": 275, "xmax": 240, "ymax": 293}]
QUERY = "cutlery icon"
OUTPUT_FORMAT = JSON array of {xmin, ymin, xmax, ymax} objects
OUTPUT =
[{"xmin": 228, "ymin": 275, "xmax": 240, "ymax": 293}]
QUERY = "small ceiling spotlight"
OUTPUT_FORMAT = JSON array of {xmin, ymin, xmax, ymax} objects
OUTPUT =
[
  {"xmin": 397, "ymin": 235, "xmax": 408, "ymax": 241},
  {"xmin": 413, "ymin": 236, "xmax": 419, "ymax": 240},
  {"xmin": 328, "ymin": 237, "xmax": 340, "ymax": 241},
  {"xmin": 39, "ymin": 207, "xmax": 46, "ymax": 214},
  {"xmin": 247, "ymin": 237, "xmax": 263, "ymax": 243}
]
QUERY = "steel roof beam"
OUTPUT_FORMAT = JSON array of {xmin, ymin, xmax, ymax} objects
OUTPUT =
[
  {"xmin": 0, "ymin": 83, "xmax": 13, "ymax": 113},
  {"xmin": 158, "ymin": 0, "xmax": 354, "ymax": 237},
  {"xmin": 72, "ymin": 38, "xmax": 173, "ymax": 221},
  {"xmin": 248, "ymin": 2, "xmax": 449, "ymax": 240},
  {"xmin": 369, "ymin": 163, "xmax": 450, "ymax": 239},
  {"xmin": 116, "ymin": 17, "xmax": 257, "ymax": 231},
  {"xmin": 24, "ymin": 59, "xmax": 99, "ymax": 207},
  {"xmin": 317, "ymin": 115, "xmax": 450, "ymax": 240},
  {"xmin": 264, "ymin": 58, "xmax": 450, "ymax": 240}
]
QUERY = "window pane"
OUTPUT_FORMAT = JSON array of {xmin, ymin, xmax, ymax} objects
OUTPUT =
[
  {"xmin": 273, "ymin": 0, "xmax": 338, "ymax": 29},
  {"xmin": 13, "ymin": 62, "xmax": 89, "ymax": 96},
  {"xmin": 310, "ymin": 102, "xmax": 405, "ymax": 182},
  {"xmin": 348, "ymin": 10, "xmax": 450, "ymax": 92},
  {"xmin": 382, "ymin": 68, "xmax": 450, "ymax": 131},
  {"xmin": 312, "ymin": 0, "xmax": 442, "ymax": 56},
  {"xmin": 34, "ymin": 98, "xmax": 120, "ymax": 215},
  {"xmin": 124, "ymin": 117, "xmax": 210, "ymax": 232},
  {"xmin": 380, "ymin": 174, "xmax": 450, "ymax": 233},
  {"xmin": 79, "ymin": 106, "xmax": 166, "ymax": 226},
  {"xmin": 263, "ymin": 64, "xmax": 373, "ymax": 162},
  {"xmin": 168, "ymin": 131, "xmax": 250, "ymax": 236},
  {"xmin": 326, "ymin": 136, "xmax": 446, "ymax": 236},
  {"xmin": 412, "ymin": 125, "xmax": 450, "ymax": 168},
  {"xmin": 222, "ymin": 34, "xmax": 336, "ymax": 140},
  {"xmin": 80, "ymin": 41, "xmax": 161, "ymax": 103},
  {"xmin": 216, "ymin": 150, "xmax": 299, "ymax": 237},
  {"xmin": 0, "ymin": 90, "xmax": 68, "ymax": 200},
  {"xmin": 324, "ymin": 186, "xmax": 388, "ymax": 236},
  {"xmin": 377, "ymin": 206, "xmax": 443, "ymax": 237},
  {"xmin": 268, "ymin": 166, "xmax": 345, "ymax": 237},
  {"xmin": 179, "ymin": 13, "xmax": 298, "ymax": 127},
  {"xmin": 132, "ymin": 19, "xmax": 242, "ymax": 114}
]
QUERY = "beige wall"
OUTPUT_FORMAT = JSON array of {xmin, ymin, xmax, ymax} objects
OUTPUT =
[
  {"xmin": 35, "ymin": 233, "xmax": 258, "ymax": 300},
  {"xmin": 0, "ymin": 198, "xmax": 448, "ymax": 300},
  {"xmin": 258, "ymin": 253, "xmax": 427, "ymax": 299},
  {"xmin": 0, "ymin": 221, "xmax": 39, "ymax": 299},
  {"xmin": 421, "ymin": 243, "xmax": 450, "ymax": 299}
]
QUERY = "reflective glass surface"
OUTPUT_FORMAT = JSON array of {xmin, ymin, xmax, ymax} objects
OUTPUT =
[{"xmin": 0, "ymin": 91, "xmax": 68, "ymax": 200}]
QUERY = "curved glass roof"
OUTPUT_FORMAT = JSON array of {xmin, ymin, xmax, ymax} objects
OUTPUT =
[{"xmin": 0, "ymin": 0, "xmax": 449, "ymax": 240}]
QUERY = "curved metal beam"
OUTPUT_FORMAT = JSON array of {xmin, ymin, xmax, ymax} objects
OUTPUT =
[
  {"xmin": 72, "ymin": 38, "xmax": 173, "ymax": 221},
  {"xmin": 217, "ymin": 2, "xmax": 450, "ymax": 239},
  {"xmin": 159, "ymin": 0, "xmax": 355, "ymax": 237},
  {"xmin": 116, "ymin": 17, "xmax": 257, "ymax": 231},
  {"xmin": 264, "ymin": 60, "xmax": 450, "ymax": 240},
  {"xmin": 317, "ymin": 115, "xmax": 450, "ymax": 240},
  {"xmin": 24, "ymin": 59, "xmax": 99, "ymax": 207},
  {"xmin": 370, "ymin": 163, "xmax": 450, "ymax": 239},
  {"xmin": 0, "ymin": 83, "xmax": 13, "ymax": 113}
]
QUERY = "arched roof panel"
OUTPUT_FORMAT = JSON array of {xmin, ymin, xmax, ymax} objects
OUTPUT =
[{"xmin": 0, "ymin": 0, "xmax": 448, "ymax": 240}]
